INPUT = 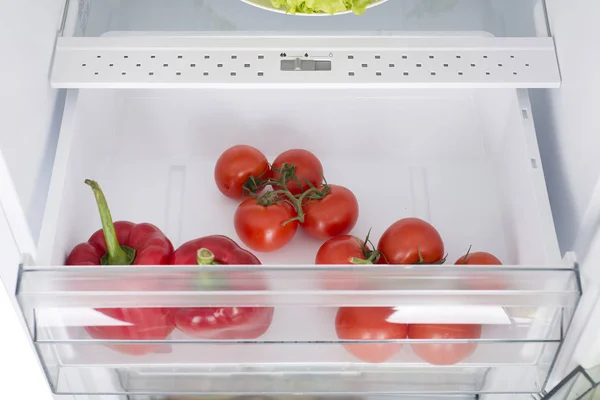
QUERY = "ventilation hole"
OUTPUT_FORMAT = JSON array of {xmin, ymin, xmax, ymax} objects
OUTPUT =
[
  {"xmin": 349, "ymin": 72, "xmax": 355, "ymax": 76},
  {"xmin": 124, "ymin": 55, "xmax": 129, "ymax": 59},
  {"xmin": 458, "ymin": 71, "xmax": 463, "ymax": 76},
  {"xmin": 416, "ymin": 63, "xmax": 422, "ymax": 67},
  {"xmin": 443, "ymin": 64, "xmax": 449, "ymax": 68},
  {"xmin": 471, "ymin": 63, "xmax": 476, "ymax": 67},
  {"xmin": 231, "ymin": 72, "xmax": 237, "ymax": 76},
  {"xmin": 513, "ymin": 71, "xmax": 518, "ymax": 75},
  {"xmin": 348, "ymin": 55, "xmax": 354, "ymax": 59},
  {"xmin": 376, "ymin": 72, "xmax": 382, "ymax": 76},
  {"xmin": 375, "ymin": 55, "xmax": 381, "ymax": 59},
  {"xmin": 121, "ymin": 72, "xmax": 126, "ymax": 75},
  {"xmin": 483, "ymin": 55, "xmax": 488, "ymax": 59},
  {"xmin": 258, "ymin": 72, "xmax": 264, "ymax": 76},
  {"xmin": 163, "ymin": 63, "xmax": 168, "ymax": 67},
  {"xmin": 82, "ymin": 63, "xmax": 87, "ymax": 67},
  {"xmin": 429, "ymin": 55, "xmax": 434, "ymax": 59},
  {"xmin": 362, "ymin": 63, "xmax": 368, "ymax": 68},
  {"xmin": 525, "ymin": 63, "xmax": 530, "ymax": 67},
  {"xmin": 205, "ymin": 55, "xmax": 210, "ymax": 59},
  {"xmin": 217, "ymin": 63, "xmax": 223, "ymax": 68},
  {"xmin": 402, "ymin": 55, "xmax": 407, "ymax": 59},
  {"xmin": 456, "ymin": 55, "xmax": 462, "ymax": 59},
  {"xmin": 151, "ymin": 55, "xmax": 156, "ymax": 59},
  {"xmin": 258, "ymin": 55, "xmax": 264, "ymax": 60},
  {"xmin": 109, "ymin": 63, "xmax": 114, "ymax": 67},
  {"xmin": 204, "ymin": 72, "xmax": 209, "ymax": 76},
  {"xmin": 403, "ymin": 71, "xmax": 409, "ymax": 76},
  {"xmin": 389, "ymin": 63, "xmax": 395, "ymax": 68},
  {"xmin": 431, "ymin": 71, "xmax": 436, "ymax": 76},
  {"xmin": 176, "ymin": 72, "xmax": 181, "ymax": 76},
  {"xmin": 136, "ymin": 63, "xmax": 141, "ymax": 67},
  {"xmin": 97, "ymin": 55, "xmax": 101, "ymax": 58},
  {"xmin": 231, "ymin": 55, "xmax": 237, "ymax": 59},
  {"xmin": 531, "ymin": 158, "xmax": 538, "ymax": 169},
  {"xmin": 94, "ymin": 72, "xmax": 99, "ymax": 75},
  {"xmin": 190, "ymin": 63, "xmax": 196, "ymax": 67},
  {"xmin": 510, "ymin": 55, "xmax": 515, "ymax": 59},
  {"xmin": 178, "ymin": 55, "xmax": 183, "ymax": 59},
  {"xmin": 498, "ymin": 63, "xmax": 503, "ymax": 67},
  {"xmin": 486, "ymin": 72, "xmax": 490, "ymax": 75},
  {"xmin": 149, "ymin": 72, "xmax": 154, "ymax": 75},
  {"xmin": 244, "ymin": 63, "xmax": 250, "ymax": 68}
]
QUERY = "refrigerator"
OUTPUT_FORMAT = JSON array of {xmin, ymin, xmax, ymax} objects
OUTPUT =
[{"xmin": 1, "ymin": 0, "xmax": 600, "ymax": 399}]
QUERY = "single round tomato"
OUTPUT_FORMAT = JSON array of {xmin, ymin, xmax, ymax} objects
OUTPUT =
[
  {"xmin": 456, "ymin": 250, "xmax": 504, "ymax": 290},
  {"xmin": 234, "ymin": 198, "xmax": 298, "ymax": 252},
  {"xmin": 335, "ymin": 307, "xmax": 407, "ymax": 363},
  {"xmin": 316, "ymin": 235, "xmax": 369, "ymax": 264},
  {"xmin": 214, "ymin": 145, "xmax": 270, "ymax": 199},
  {"xmin": 316, "ymin": 235, "xmax": 377, "ymax": 290},
  {"xmin": 408, "ymin": 324, "xmax": 482, "ymax": 365},
  {"xmin": 272, "ymin": 149, "xmax": 323, "ymax": 195},
  {"xmin": 301, "ymin": 185, "xmax": 359, "ymax": 240},
  {"xmin": 377, "ymin": 218, "xmax": 444, "ymax": 264},
  {"xmin": 455, "ymin": 251, "xmax": 502, "ymax": 265}
]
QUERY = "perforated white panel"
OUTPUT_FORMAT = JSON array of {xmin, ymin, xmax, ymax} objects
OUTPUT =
[{"xmin": 52, "ymin": 36, "xmax": 560, "ymax": 88}]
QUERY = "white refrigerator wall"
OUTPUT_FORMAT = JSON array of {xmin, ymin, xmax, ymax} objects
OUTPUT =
[
  {"xmin": 0, "ymin": 1, "xmax": 67, "ymax": 399},
  {"xmin": 530, "ymin": 0, "xmax": 600, "ymax": 378}
]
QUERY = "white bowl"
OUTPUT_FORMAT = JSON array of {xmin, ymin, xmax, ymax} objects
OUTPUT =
[{"xmin": 240, "ymin": 0, "xmax": 389, "ymax": 16}]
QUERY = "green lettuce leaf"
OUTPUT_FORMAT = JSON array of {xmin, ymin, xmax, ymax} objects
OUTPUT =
[{"xmin": 270, "ymin": 0, "xmax": 375, "ymax": 15}]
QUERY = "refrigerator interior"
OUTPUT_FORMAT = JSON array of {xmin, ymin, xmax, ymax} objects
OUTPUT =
[
  {"xmin": 10, "ymin": 87, "xmax": 578, "ymax": 397},
  {"xmin": 5, "ymin": 0, "xmax": 600, "ymax": 399}
]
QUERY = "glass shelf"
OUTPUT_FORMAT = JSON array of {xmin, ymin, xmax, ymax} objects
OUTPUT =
[{"xmin": 67, "ymin": 0, "xmax": 549, "ymax": 38}]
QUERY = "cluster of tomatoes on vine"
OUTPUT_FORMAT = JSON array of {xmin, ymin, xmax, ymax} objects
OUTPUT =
[
  {"xmin": 214, "ymin": 145, "xmax": 359, "ymax": 252},
  {"xmin": 214, "ymin": 144, "xmax": 506, "ymax": 366}
]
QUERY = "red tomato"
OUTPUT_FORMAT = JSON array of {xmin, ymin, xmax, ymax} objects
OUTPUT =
[
  {"xmin": 456, "ymin": 251, "xmax": 504, "ymax": 290},
  {"xmin": 315, "ymin": 235, "xmax": 376, "ymax": 290},
  {"xmin": 86, "ymin": 308, "xmax": 174, "ymax": 356},
  {"xmin": 301, "ymin": 185, "xmax": 359, "ymax": 240},
  {"xmin": 234, "ymin": 199, "xmax": 298, "ymax": 252},
  {"xmin": 335, "ymin": 307, "xmax": 407, "ymax": 363},
  {"xmin": 272, "ymin": 149, "xmax": 323, "ymax": 195},
  {"xmin": 214, "ymin": 145, "xmax": 270, "ymax": 199},
  {"xmin": 455, "ymin": 251, "xmax": 502, "ymax": 265},
  {"xmin": 408, "ymin": 324, "xmax": 482, "ymax": 365},
  {"xmin": 377, "ymin": 218, "xmax": 445, "ymax": 264},
  {"xmin": 316, "ymin": 235, "xmax": 369, "ymax": 264}
]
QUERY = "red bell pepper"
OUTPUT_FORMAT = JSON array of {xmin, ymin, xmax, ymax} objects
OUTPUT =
[
  {"xmin": 170, "ymin": 235, "xmax": 274, "ymax": 339},
  {"xmin": 66, "ymin": 179, "xmax": 175, "ymax": 356}
]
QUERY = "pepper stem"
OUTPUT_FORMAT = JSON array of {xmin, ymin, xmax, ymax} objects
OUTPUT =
[
  {"xmin": 85, "ymin": 179, "xmax": 135, "ymax": 266},
  {"xmin": 197, "ymin": 248, "xmax": 218, "ymax": 265}
]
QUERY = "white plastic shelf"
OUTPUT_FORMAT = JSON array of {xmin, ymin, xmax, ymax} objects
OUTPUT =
[{"xmin": 51, "ymin": 37, "xmax": 561, "ymax": 88}]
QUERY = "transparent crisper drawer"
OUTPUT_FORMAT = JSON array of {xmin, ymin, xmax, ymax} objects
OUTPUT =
[
  {"xmin": 19, "ymin": 87, "xmax": 576, "ymax": 396},
  {"xmin": 65, "ymin": 0, "xmax": 548, "ymax": 38},
  {"xmin": 19, "ymin": 265, "xmax": 578, "ymax": 395}
]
